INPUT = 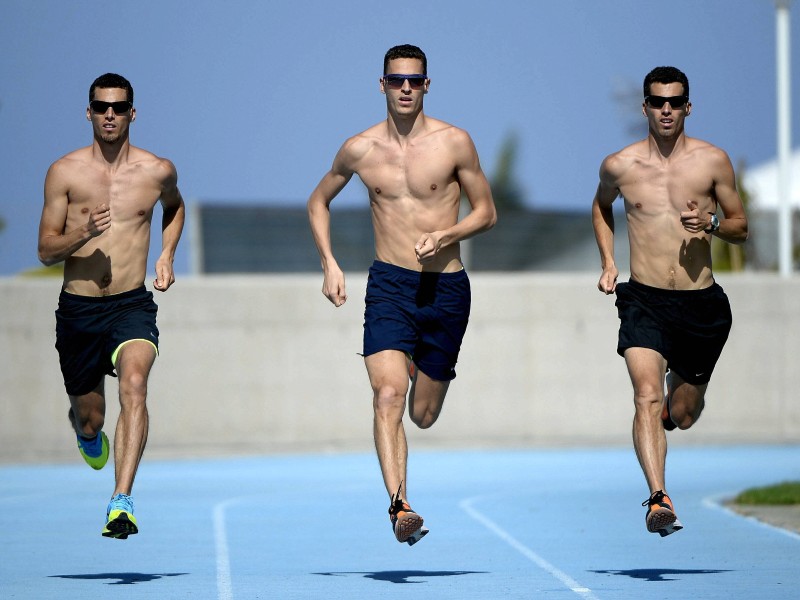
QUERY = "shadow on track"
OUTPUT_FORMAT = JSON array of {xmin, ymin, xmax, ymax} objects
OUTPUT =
[
  {"xmin": 49, "ymin": 572, "xmax": 189, "ymax": 586},
  {"xmin": 591, "ymin": 568, "xmax": 733, "ymax": 582},
  {"xmin": 314, "ymin": 570, "xmax": 488, "ymax": 584}
]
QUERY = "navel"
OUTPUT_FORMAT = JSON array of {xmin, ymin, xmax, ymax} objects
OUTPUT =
[
  {"xmin": 431, "ymin": 184, "xmax": 437, "ymax": 191},
  {"xmin": 635, "ymin": 202, "xmax": 642, "ymax": 209},
  {"xmin": 81, "ymin": 207, "xmax": 90, "ymax": 214},
  {"xmin": 138, "ymin": 210, "xmax": 146, "ymax": 216},
  {"xmin": 375, "ymin": 187, "xmax": 381, "ymax": 194}
]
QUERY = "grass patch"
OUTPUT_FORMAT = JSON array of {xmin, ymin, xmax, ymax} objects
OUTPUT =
[{"xmin": 734, "ymin": 481, "xmax": 800, "ymax": 506}]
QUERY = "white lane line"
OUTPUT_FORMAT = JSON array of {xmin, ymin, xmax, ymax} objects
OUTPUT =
[
  {"xmin": 214, "ymin": 498, "xmax": 240, "ymax": 600},
  {"xmin": 702, "ymin": 492, "xmax": 800, "ymax": 541},
  {"xmin": 460, "ymin": 496, "xmax": 601, "ymax": 600}
]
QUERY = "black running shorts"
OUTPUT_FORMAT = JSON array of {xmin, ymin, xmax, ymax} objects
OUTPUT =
[
  {"xmin": 55, "ymin": 286, "xmax": 159, "ymax": 396},
  {"xmin": 615, "ymin": 279, "xmax": 732, "ymax": 385}
]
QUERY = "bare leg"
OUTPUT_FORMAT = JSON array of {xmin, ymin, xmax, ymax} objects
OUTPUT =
[
  {"xmin": 408, "ymin": 366, "xmax": 449, "ymax": 431},
  {"xmin": 69, "ymin": 380, "xmax": 106, "ymax": 438},
  {"xmin": 665, "ymin": 371, "xmax": 707, "ymax": 430},
  {"xmin": 112, "ymin": 341, "xmax": 157, "ymax": 496},
  {"xmin": 625, "ymin": 348, "xmax": 669, "ymax": 493},
  {"xmin": 366, "ymin": 350, "xmax": 410, "ymax": 499}
]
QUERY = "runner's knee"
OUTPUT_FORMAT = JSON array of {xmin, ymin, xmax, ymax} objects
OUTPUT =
[
  {"xmin": 633, "ymin": 385, "xmax": 663, "ymax": 411},
  {"xmin": 372, "ymin": 382, "xmax": 407, "ymax": 419}
]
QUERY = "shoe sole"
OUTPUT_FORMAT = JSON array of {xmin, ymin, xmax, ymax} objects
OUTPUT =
[
  {"xmin": 394, "ymin": 512, "xmax": 425, "ymax": 544},
  {"xmin": 102, "ymin": 511, "xmax": 138, "ymax": 539},
  {"xmin": 647, "ymin": 508, "xmax": 683, "ymax": 537}
]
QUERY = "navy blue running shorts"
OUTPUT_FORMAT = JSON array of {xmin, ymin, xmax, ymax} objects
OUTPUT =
[
  {"xmin": 55, "ymin": 286, "xmax": 159, "ymax": 396},
  {"xmin": 615, "ymin": 279, "xmax": 732, "ymax": 385},
  {"xmin": 363, "ymin": 260, "xmax": 471, "ymax": 381}
]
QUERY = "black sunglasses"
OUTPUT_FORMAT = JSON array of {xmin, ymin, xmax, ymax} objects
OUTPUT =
[
  {"xmin": 90, "ymin": 100, "xmax": 132, "ymax": 114},
  {"xmin": 645, "ymin": 95, "xmax": 688, "ymax": 109},
  {"xmin": 383, "ymin": 74, "xmax": 427, "ymax": 90}
]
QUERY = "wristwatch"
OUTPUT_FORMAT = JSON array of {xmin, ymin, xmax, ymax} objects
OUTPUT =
[{"xmin": 705, "ymin": 213, "xmax": 720, "ymax": 234}]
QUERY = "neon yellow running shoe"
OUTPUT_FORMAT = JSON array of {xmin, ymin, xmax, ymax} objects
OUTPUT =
[
  {"xmin": 77, "ymin": 431, "xmax": 109, "ymax": 470},
  {"xmin": 102, "ymin": 493, "xmax": 138, "ymax": 539}
]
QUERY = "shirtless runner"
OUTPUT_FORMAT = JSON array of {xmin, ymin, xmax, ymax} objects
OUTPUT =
[
  {"xmin": 308, "ymin": 44, "xmax": 496, "ymax": 545},
  {"xmin": 592, "ymin": 66, "xmax": 748, "ymax": 536},
  {"xmin": 38, "ymin": 73, "xmax": 185, "ymax": 538}
]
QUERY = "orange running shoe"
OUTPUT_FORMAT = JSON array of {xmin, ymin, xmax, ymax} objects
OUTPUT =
[
  {"xmin": 642, "ymin": 490, "xmax": 683, "ymax": 537},
  {"xmin": 388, "ymin": 484, "xmax": 428, "ymax": 546}
]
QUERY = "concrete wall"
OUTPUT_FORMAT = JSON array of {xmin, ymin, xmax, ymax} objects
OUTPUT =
[{"xmin": 2, "ymin": 273, "xmax": 798, "ymax": 463}]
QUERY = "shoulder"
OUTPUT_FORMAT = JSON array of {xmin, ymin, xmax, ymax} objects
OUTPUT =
[
  {"xmin": 130, "ymin": 146, "xmax": 178, "ymax": 184},
  {"xmin": 422, "ymin": 118, "xmax": 477, "ymax": 163},
  {"xmin": 687, "ymin": 137, "xmax": 731, "ymax": 161},
  {"xmin": 683, "ymin": 137, "xmax": 734, "ymax": 172},
  {"xmin": 600, "ymin": 140, "xmax": 644, "ymax": 181},
  {"xmin": 47, "ymin": 146, "xmax": 90, "ymax": 177},
  {"xmin": 425, "ymin": 117, "xmax": 471, "ymax": 144},
  {"xmin": 336, "ymin": 123, "xmax": 385, "ymax": 166}
]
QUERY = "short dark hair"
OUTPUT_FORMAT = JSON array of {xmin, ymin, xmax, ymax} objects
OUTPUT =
[
  {"xmin": 643, "ymin": 66, "xmax": 689, "ymax": 99},
  {"xmin": 383, "ymin": 44, "xmax": 427, "ymax": 75},
  {"xmin": 89, "ymin": 73, "xmax": 134, "ymax": 104}
]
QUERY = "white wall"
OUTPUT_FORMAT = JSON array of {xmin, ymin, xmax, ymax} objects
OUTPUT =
[{"xmin": 1, "ymin": 273, "xmax": 798, "ymax": 464}]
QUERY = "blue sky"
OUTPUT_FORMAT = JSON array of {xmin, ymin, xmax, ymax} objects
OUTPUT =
[{"xmin": 1, "ymin": 0, "xmax": 798, "ymax": 276}]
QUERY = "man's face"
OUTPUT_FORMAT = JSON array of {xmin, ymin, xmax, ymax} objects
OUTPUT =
[
  {"xmin": 86, "ymin": 87, "xmax": 135, "ymax": 144},
  {"xmin": 642, "ymin": 82, "xmax": 691, "ymax": 139},
  {"xmin": 380, "ymin": 57, "xmax": 429, "ymax": 115}
]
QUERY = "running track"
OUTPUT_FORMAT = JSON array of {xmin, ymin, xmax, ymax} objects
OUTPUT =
[{"xmin": 1, "ymin": 445, "xmax": 798, "ymax": 599}]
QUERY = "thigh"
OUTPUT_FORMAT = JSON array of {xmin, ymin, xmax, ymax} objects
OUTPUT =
[
  {"xmin": 114, "ymin": 339, "xmax": 158, "ymax": 378},
  {"xmin": 666, "ymin": 370, "xmax": 707, "ymax": 413},
  {"xmin": 69, "ymin": 379, "xmax": 106, "ymax": 419},
  {"xmin": 623, "ymin": 347, "xmax": 668, "ymax": 397},
  {"xmin": 414, "ymin": 270, "xmax": 470, "ymax": 382},
  {"xmin": 364, "ymin": 349, "xmax": 410, "ymax": 398},
  {"xmin": 408, "ymin": 368, "xmax": 449, "ymax": 413}
]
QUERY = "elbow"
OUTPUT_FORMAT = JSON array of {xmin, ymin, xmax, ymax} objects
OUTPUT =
[
  {"xmin": 484, "ymin": 207, "xmax": 498, "ymax": 231},
  {"xmin": 38, "ymin": 252, "xmax": 58, "ymax": 267},
  {"xmin": 37, "ymin": 242, "xmax": 61, "ymax": 267},
  {"xmin": 737, "ymin": 221, "xmax": 750, "ymax": 244}
]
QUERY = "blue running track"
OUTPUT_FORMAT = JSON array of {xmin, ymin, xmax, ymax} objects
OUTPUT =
[{"xmin": 1, "ymin": 445, "xmax": 798, "ymax": 599}]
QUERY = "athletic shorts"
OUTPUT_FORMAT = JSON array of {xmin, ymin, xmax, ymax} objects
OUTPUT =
[
  {"xmin": 363, "ymin": 260, "xmax": 471, "ymax": 381},
  {"xmin": 55, "ymin": 286, "xmax": 159, "ymax": 396},
  {"xmin": 615, "ymin": 279, "xmax": 732, "ymax": 385}
]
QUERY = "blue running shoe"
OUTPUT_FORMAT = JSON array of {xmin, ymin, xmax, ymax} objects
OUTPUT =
[
  {"xmin": 77, "ymin": 431, "xmax": 109, "ymax": 470},
  {"xmin": 102, "ymin": 493, "xmax": 138, "ymax": 539}
]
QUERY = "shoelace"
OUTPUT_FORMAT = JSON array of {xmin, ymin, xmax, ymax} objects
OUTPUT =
[
  {"xmin": 109, "ymin": 493, "xmax": 134, "ymax": 514},
  {"xmin": 388, "ymin": 483, "xmax": 408, "ymax": 516},
  {"xmin": 642, "ymin": 490, "xmax": 667, "ymax": 507}
]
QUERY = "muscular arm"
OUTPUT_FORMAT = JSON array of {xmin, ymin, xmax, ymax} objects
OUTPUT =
[
  {"xmin": 37, "ymin": 160, "xmax": 110, "ymax": 266},
  {"xmin": 592, "ymin": 156, "xmax": 621, "ymax": 294},
  {"xmin": 415, "ymin": 130, "xmax": 497, "ymax": 263},
  {"xmin": 710, "ymin": 150, "xmax": 748, "ymax": 244},
  {"xmin": 307, "ymin": 141, "xmax": 356, "ymax": 306},
  {"xmin": 154, "ymin": 159, "xmax": 185, "ymax": 292}
]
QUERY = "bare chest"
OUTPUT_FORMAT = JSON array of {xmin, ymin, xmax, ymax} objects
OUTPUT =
[
  {"xmin": 620, "ymin": 160, "xmax": 715, "ymax": 215},
  {"xmin": 67, "ymin": 166, "xmax": 160, "ymax": 224},
  {"xmin": 358, "ymin": 144, "xmax": 457, "ymax": 201}
]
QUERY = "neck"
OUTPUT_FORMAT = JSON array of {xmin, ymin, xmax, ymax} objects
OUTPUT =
[
  {"xmin": 387, "ymin": 109, "xmax": 425, "ymax": 140},
  {"xmin": 91, "ymin": 135, "xmax": 130, "ymax": 166},
  {"xmin": 648, "ymin": 128, "xmax": 685, "ymax": 159}
]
